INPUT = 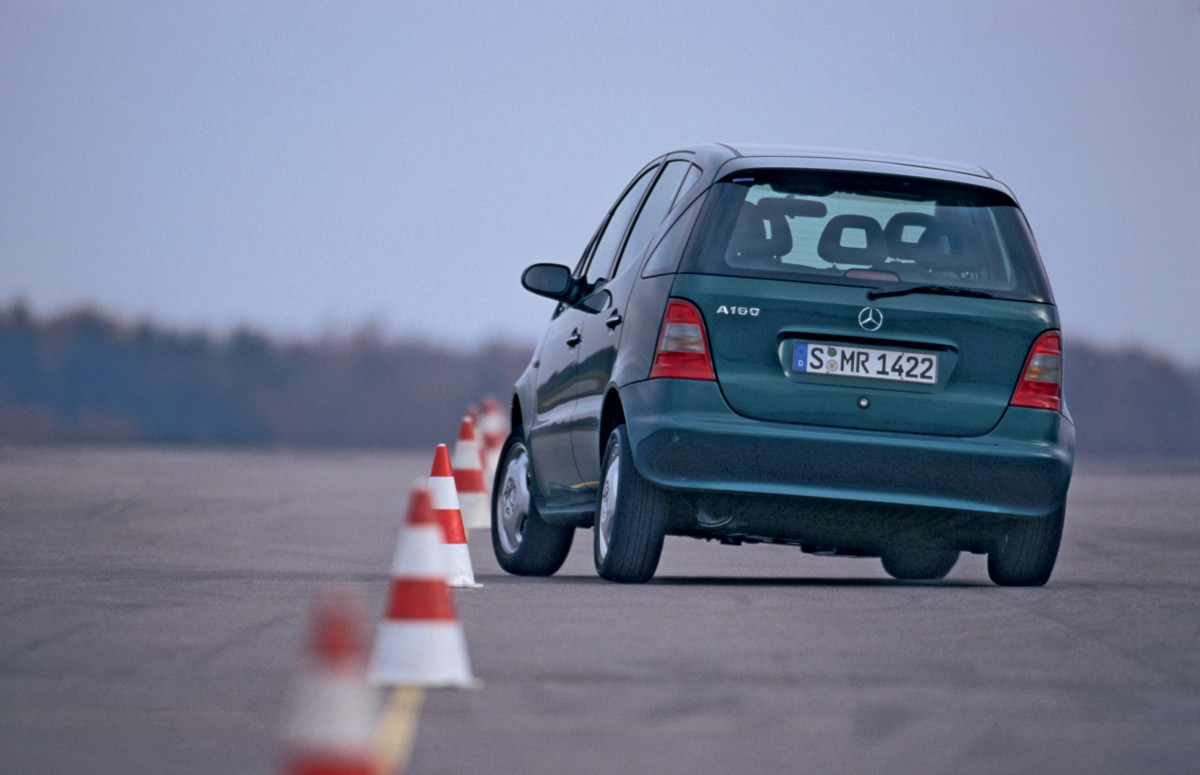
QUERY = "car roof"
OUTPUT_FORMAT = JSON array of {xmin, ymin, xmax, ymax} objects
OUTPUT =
[{"xmin": 670, "ymin": 143, "xmax": 1014, "ymax": 201}]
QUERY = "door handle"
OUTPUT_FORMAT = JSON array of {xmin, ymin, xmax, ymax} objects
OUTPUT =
[
  {"xmin": 605, "ymin": 311, "xmax": 623, "ymax": 329},
  {"xmin": 566, "ymin": 329, "xmax": 582, "ymax": 347}
]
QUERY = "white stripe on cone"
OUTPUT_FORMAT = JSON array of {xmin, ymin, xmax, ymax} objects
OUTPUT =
[
  {"xmin": 428, "ymin": 474, "xmax": 460, "ymax": 511},
  {"xmin": 482, "ymin": 445, "xmax": 501, "ymax": 499},
  {"xmin": 390, "ymin": 523, "xmax": 445, "ymax": 577},
  {"xmin": 458, "ymin": 491, "xmax": 489, "ymax": 531},
  {"xmin": 370, "ymin": 621, "xmax": 474, "ymax": 687},
  {"xmin": 452, "ymin": 417, "xmax": 491, "ymax": 531},
  {"xmin": 441, "ymin": 541, "xmax": 480, "ymax": 589},
  {"xmin": 284, "ymin": 674, "xmax": 381, "ymax": 747}
]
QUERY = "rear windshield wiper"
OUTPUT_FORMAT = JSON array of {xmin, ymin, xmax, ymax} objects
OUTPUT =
[{"xmin": 867, "ymin": 284, "xmax": 996, "ymax": 300}]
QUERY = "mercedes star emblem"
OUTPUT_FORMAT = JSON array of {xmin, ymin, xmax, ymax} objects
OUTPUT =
[{"xmin": 858, "ymin": 306, "xmax": 884, "ymax": 332}]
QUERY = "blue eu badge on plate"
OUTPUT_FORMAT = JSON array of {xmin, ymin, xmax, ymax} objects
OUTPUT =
[{"xmin": 793, "ymin": 342, "xmax": 808, "ymax": 373}]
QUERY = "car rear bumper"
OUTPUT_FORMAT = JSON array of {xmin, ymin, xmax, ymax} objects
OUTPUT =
[{"xmin": 622, "ymin": 379, "xmax": 1074, "ymax": 519}]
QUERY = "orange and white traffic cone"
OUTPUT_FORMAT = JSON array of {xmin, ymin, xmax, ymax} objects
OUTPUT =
[
  {"xmin": 452, "ymin": 417, "xmax": 490, "ymax": 532},
  {"xmin": 368, "ymin": 500, "xmax": 476, "ymax": 688},
  {"xmin": 427, "ymin": 444, "xmax": 481, "ymax": 588},
  {"xmin": 280, "ymin": 590, "xmax": 381, "ymax": 775},
  {"xmin": 478, "ymin": 396, "xmax": 508, "ymax": 448},
  {"xmin": 478, "ymin": 397, "xmax": 508, "ymax": 496}
]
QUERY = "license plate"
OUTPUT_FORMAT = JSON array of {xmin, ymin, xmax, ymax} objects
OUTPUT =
[{"xmin": 792, "ymin": 342, "xmax": 939, "ymax": 385}]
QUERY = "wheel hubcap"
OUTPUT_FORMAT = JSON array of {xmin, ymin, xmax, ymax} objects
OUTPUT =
[
  {"xmin": 499, "ymin": 445, "xmax": 531, "ymax": 555},
  {"xmin": 597, "ymin": 443, "xmax": 620, "ymax": 562}
]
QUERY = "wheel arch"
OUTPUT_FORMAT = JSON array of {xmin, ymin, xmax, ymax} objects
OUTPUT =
[
  {"xmin": 599, "ymin": 388, "xmax": 626, "ymax": 463},
  {"xmin": 510, "ymin": 393, "xmax": 524, "ymax": 430}
]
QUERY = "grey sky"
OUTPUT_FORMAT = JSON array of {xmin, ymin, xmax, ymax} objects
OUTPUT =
[{"xmin": 3, "ymin": 1, "xmax": 1198, "ymax": 363}]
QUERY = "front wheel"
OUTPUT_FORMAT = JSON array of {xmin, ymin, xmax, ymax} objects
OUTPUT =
[
  {"xmin": 491, "ymin": 429, "xmax": 574, "ymax": 576},
  {"xmin": 987, "ymin": 506, "xmax": 1065, "ymax": 587},
  {"xmin": 594, "ymin": 424, "xmax": 668, "ymax": 583}
]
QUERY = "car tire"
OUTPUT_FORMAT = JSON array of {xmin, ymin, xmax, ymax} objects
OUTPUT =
[
  {"xmin": 881, "ymin": 548, "xmax": 959, "ymax": 580},
  {"xmin": 491, "ymin": 428, "xmax": 574, "ymax": 576},
  {"xmin": 987, "ymin": 505, "xmax": 1065, "ymax": 587},
  {"xmin": 594, "ymin": 424, "xmax": 668, "ymax": 583}
]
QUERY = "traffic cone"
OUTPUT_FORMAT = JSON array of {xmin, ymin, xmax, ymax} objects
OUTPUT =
[
  {"xmin": 478, "ymin": 397, "xmax": 508, "ymax": 497},
  {"xmin": 478, "ymin": 396, "xmax": 509, "ymax": 449},
  {"xmin": 368, "ymin": 513, "xmax": 476, "ymax": 688},
  {"xmin": 427, "ymin": 444, "xmax": 482, "ymax": 588},
  {"xmin": 452, "ymin": 417, "xmax": 490, "ymax": 532},
  {"xmin": 482, "ymin": 446, "xmax": 500, "ymax": 501},
  {"xmin": 280, "ymin": 590, "xmax": 382, "ymax": 775}
]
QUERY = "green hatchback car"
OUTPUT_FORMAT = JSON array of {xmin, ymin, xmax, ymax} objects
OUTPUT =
[{"xmin": 492, "ymin": 144, "xmax": 1074, "ymax": 586}]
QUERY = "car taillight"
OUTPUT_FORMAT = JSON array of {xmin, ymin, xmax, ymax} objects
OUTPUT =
[
  {"xmin": 649, "ymin": 299, "xmax": 715, "ymax": 381},
  {"xmin": 1010, "ymin": 331, "xmax": 1062, "ymax": 411}
]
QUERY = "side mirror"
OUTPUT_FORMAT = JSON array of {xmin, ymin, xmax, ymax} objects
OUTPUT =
[{"xmin": 521, "ymin": 263, "xmax": 574, "ymax": 301}]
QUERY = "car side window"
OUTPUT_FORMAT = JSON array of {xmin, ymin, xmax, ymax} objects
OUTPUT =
[
  {"xmin": 581, "ymin": 166, "xmax": 658, "ymax": 288},
  {"xmin": 610, "ymin": 160, "xmax": 691, "ymax": 278},
  {"xmin": 672, "ymin": 164, "xmax": 702, "ymax": 209},
  {"xmin": 642, "ymin": 193, "xmax": 705, "ymax": 278}
]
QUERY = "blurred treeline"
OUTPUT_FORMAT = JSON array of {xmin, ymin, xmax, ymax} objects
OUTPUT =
[
  {"xmin": 0, "ymin": 303, "xmax": 528, "ymax": 450},
  {"xmin": 1, "ymin": 302, "xmax": 1198, "ymax": 457}
]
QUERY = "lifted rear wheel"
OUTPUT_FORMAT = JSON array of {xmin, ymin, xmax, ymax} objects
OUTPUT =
[
  {"xmin": 594, "ymin": 424, "xmax": 668, "ymax": 583},
  {"xmin": 491, "ymin": 429, "xmax": 574, "ymax": 576},
  {"xmin": 881, "ymin": 548, "xmax": 959, "ymax": 580}
]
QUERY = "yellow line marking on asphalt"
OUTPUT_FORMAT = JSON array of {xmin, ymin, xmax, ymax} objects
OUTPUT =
[{"xmin": 373, "ymin": 686, "xmax": 425, "ymax": 775}]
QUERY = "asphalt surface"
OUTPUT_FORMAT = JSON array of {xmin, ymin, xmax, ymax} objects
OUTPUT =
[{"xmin": 1, "ymin": 448, "xmax": 1198, "ymax": 774}]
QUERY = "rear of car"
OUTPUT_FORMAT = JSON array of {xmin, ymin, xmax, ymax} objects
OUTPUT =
[
  {"xmin": 497, "ymin": 145, "xmax": 1074, "ymax": 587},
  {"xmin": 622, "ymin": 153, "xmax": 1073, "ymax": 583}
]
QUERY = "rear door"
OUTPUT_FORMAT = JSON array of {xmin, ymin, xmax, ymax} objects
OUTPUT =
[
  {"xmin": 527, "ymin": 301, "xmax": 587, "ymax": 501},
  {"xmin": 571, "ymin": 159, "xmax": 694, "ymax": 485}
]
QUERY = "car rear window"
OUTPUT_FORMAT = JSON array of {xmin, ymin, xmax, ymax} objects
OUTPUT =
[{"xmin": 679, "ymin": 169, "xmax": 1053, "ymax": 303}]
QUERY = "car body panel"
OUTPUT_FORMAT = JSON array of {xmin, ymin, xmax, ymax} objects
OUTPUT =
[
  {"xmin": 671, "ymin": 272, "xmax": 1057, "ymax": 436},
  {"xmin": 571, "ymin": 278, "xmax": 634, "ymax": 488},
  {"xmin": 620, "ymin": 378, "xmax": 1072, "ymax": 520},
  {"xmin": 527, "ymin": 304, "xmax": 587, "ymax": 502}
]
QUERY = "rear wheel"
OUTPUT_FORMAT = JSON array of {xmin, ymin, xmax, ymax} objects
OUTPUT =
[
  {"xmin": 594, "ymin": 424, "xmax": 668, "ymax": 583},
  {"xmin": 881, "ymin": 548, "xmax": 959, "ymax": 580},
  {"xmin": 987, "ymin": 506, "xmax": 1065, "ymax": 587},
  {"xmin": 491, "ymin": 429, "xmax": 574, "ymax": 576}
]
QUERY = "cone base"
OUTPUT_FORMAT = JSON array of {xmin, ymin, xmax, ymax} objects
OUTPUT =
[
  {"xmin": 368, "ymin": 622, "xmax": 475, "ymax": 688},
  {"xmin": 443, "ymin": 543, "xmax": 481, "ymax": 588}
]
